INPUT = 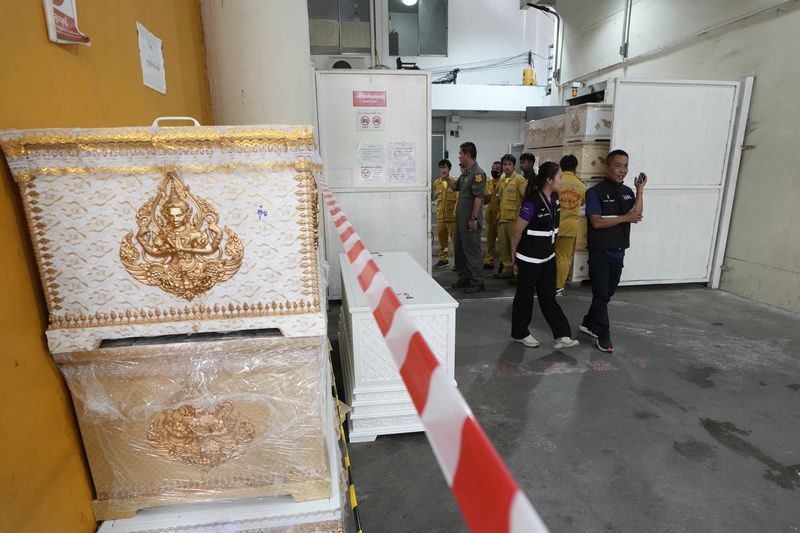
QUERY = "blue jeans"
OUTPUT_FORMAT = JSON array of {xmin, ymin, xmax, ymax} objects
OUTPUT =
[{"xmin": 582, "ymin": 249, "xmax": 624, "ymax": 342}]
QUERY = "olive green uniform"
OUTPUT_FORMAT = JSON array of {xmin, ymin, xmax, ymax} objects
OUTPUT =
[{"xmin": 453, "ymin": 163, "xmax": 487, "ymax": 286}]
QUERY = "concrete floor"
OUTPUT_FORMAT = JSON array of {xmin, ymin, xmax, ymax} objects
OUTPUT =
[{"xmin": 328, "ymin": 269, "xmax": 800, "ymax": 533}]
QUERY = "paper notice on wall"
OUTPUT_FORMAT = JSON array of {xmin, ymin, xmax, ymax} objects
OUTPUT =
[
  {"xmin": 43, "ymin": 0, "xmax": 91, "ymax": 45},
  {"xmin": 340, "ymin": 21, "xmax": 371, "ymax": 49},
  {"xmin": 357, "ymin": 110, "xmax": 385, "ymax": 131},
  {"xmin": 136, "ymin": 22, "xmax": 166, "ymax": 94},
  {"xmin": 309, "ymin": 19, "xmax": 339, "ymax": 47},
  {"xmin": 356, "ymin": 142, "xmax": 386, "ymax": 183},
  {"xmin": 388, "ymin": 142, "xmax": 416, "ymax": 185}
]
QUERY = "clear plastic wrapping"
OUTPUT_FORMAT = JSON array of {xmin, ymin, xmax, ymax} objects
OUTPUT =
[{"xmin": 56, "ymin": 332, "xmax": 332, "ymax": 520}]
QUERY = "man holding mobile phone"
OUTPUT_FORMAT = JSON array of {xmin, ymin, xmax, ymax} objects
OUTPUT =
[{"xmin": 579, "ymin": 149, "xmax": 646, "ymax": 352}]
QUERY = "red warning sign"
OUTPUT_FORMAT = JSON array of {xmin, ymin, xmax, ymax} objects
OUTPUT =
[{"xmin": 353, "ymin": 91, "xmax": 387, "ymax": 107}]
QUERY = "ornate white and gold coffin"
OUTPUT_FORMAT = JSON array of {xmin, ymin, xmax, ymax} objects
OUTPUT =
[
  {"xmin": 565, "ymin": 103, "xmax": 613, "ymax": 143},
  {"xmin": 523, "ymin": 114, "xmax": 566, "ymax": 149},
  {"xmin": 562, "ymin": 141, "xmax": 611, "ymax": 178},
  {"xmin": 57, "ymin": 334, "xmax": 333, "ymax": 520},
  {"xmin": 0, "ymin": 126, "xmax": 325, "ymax": 353},
  {"xmin": 532, "ymin": 146, "xmax": 564, "ymax": 167}
]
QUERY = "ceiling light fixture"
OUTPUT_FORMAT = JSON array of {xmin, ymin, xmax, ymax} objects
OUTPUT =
[{"xmin": 402, "ymin": 0, "xmax": 418, "ymax": 6}]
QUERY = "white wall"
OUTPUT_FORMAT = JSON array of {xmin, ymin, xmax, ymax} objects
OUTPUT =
[
  {"xmin": 555, "ymin": 0, "xmax": 800, "ymax": 313},
  {"xmin": 376, "ymin": 0, "xmax": 555, "ymax": 86},
  {"xmin": 432, "ymin": 84, "xmax": 548, "ymax": 112},
  {"xmin": 442, "ymin": 115, "xmax": 526, "ymax": 175}
]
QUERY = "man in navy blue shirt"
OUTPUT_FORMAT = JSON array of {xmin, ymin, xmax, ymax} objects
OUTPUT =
[{"xmin": 580, "ymin": 149, "xmax": 646, "ymax": 352}]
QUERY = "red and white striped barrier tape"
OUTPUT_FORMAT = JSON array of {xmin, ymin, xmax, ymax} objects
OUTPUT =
[{"xmin": 319, "ymin": 179, "xmax": 548, "ymax": 533}]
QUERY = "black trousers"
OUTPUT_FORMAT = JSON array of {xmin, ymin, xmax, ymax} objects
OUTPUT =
[
  {"xmin": 511, "ymin": 258, "xmax": 572, "ymax": 340},
  {"xmin": 582, "ymin": 249, "xmax": 624, "ymax": 342}
]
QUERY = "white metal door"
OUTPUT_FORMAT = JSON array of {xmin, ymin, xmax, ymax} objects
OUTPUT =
[
  {"xmin": 315, "ymin": 70, "xmax": 432, "ymax": 299},
  {"xmin": 610, "ymin": 79, "xmax": 742, "ymax": 284}
]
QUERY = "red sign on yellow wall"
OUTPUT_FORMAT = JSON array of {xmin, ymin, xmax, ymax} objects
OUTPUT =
[{"xmin": 43, "ymin": 0, "xmax": 91, "ymax": 45}]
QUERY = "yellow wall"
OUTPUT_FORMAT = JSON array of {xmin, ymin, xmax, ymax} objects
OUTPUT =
[{"xmin": 0, "ymin": 2, "xmax": 212, "ymax": 531}]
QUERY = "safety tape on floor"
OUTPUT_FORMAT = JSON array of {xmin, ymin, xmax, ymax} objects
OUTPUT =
[
  {"xmin": 329, "ymin": 356, "xmax": 363, "ymax": 533},
  {"xmin": 318, "ymin": 178, "xmax": 548, "ymax": 533}
]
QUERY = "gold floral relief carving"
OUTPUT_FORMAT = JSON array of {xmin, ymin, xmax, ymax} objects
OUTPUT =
[
  {"xmin": 120, "ymin": 171, "xmax": 244, "ymax": 300},
  {"xmin": 147, "ymin": 401, "xmax": 256, "ymax": 468}
]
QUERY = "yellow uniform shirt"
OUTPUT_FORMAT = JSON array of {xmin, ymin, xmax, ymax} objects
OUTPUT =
[
  {"xmin": 497, "ymin": 172, "xmax": 527, "ymax": 222},
  {"xmin": 433, "ymin": 176, "xmax": 458, "ymax": 223},
  {"xmin": 557, "ymin": 171, "xmax": 586, "ymax": 237},
  {"xmin": 485, "ymin": 177, "xmax": 501, "ymax": 224}
]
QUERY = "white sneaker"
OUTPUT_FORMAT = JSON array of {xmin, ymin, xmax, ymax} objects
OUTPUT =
[
  {"xmin": 514, "ymin": 335, "xmax": 540, "ymax": 348},
  {"xmin": 579, "ymin": 325, "xmax": 599, "ymax": 339},
  {"xmin": 554, "ymin": 337, "xmax": 579, "ymax": 349}
]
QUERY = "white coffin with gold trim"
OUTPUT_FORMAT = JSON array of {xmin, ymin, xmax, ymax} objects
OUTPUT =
[
  {"xmin": 565, "ymin": 103, "xmax": 613, "ymax": 142},
  {"xmin": 0, "ymin": 126, "xmax": 325, "ymax": 352},
  {"xmin": 523, "ymin": 114, "xmax": 566, "ymax": 149}
]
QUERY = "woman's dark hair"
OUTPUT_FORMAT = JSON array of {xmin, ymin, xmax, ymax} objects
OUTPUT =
[{"xmin": 524, "ymin": 161, "xmax": 560, "ymax": 201}]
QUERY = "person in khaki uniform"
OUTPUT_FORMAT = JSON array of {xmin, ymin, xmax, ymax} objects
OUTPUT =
[
  {"xmin": 555, "ymin": 154, "xmax": 587, "ymax": 293},
  {"xmin": 496, "ymin": 154, "xmax": 527, "ymax": 280},
  {"xmin": 433, "ymin": 159, "xmax": 458, "ymax": 268},
  {"xmin": 447, "ymin": 141, "xmax": 486, "ymax": 293},
  {"xmin": 483, "ymin": 161, "xmax": 502, "ymax": 270}
]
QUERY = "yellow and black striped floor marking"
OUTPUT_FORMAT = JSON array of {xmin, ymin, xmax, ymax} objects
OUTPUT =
[{"xmin": 329, "ymin": 357, "xmax": 363, "ymax": 533}]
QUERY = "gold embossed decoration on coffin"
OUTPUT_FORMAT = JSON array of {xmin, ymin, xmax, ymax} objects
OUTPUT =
[
  {"xmin": 120, "ymin": 171, "xmax": 244, "ymax": 300},
  {"xmin": 146, "ymin": 401, "xmax": 256, "ymax": 467},
  {"xmin": 0, "ymin": 125, "xmax": 326, "ymax": 352}
]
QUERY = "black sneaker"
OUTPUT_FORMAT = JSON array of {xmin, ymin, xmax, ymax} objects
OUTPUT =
[
  {"xmin": 464, "ymin": 282, "xmax": 485, "ymax": 294},
  {"xmin": 451, "ymin": 279, "xmax": 470, "ymax": 289},
  {"xmin": 483, "ymin": 263, "xmax": 494, "ymax": 270},
  {"xmin": 434, "ymin": 260, "xmax": 449, "ymax": 269},
  {"xmin": 555, "ymin": 287, "xmax": 565, "ymax": 296},
  {"xmin": 596, "ymin": 338, "xmax": 614, "ymax": 353}
]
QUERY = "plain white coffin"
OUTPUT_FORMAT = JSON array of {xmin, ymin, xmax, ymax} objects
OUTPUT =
[
  {"xmin": 338, "ymin": 252, "xmax": 457, "ymax": 443},
  {"xmin": 565, "ymin": 103, "xmax": 613, "ymax": 142}
]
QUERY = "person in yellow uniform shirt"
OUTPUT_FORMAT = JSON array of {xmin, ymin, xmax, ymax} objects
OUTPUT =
[
  {"xmin": 495, "ymin": 154, "xmax": 527, "ymax": 281},
  {"xmin": 483, "ymin": 161, "xmax": 502, "ymax": 270},
  {"xmin": 433, "ymin": 159, "xmax": 459, "ymax": 268},
  {"xmin": 555, "ymin": 154, "xmax": 587, "ymax": 294}
]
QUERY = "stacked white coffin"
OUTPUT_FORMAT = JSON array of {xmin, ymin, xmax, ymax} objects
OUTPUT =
[
  {"xmin": 524, "ymin": 103, "xmax": 613, "ymax": 284},
  {"xmin": 0, "ymin": 125, "xmax": 345, "ymax": 532}
]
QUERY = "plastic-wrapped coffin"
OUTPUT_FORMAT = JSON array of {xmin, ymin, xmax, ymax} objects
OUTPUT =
[
  {"xmin": 0, "ymin": 125, "xmax": 326, "ymax": 353},
  {"xmin": 56, "ymin": 333, "xmax": 333, "ymax": 520}
]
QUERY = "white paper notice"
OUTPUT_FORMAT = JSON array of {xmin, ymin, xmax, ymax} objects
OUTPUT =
[
  {"xmin": 136, "ymin": 22, "xmax": 166, "ymax": 94},
  {"xmin": 356, "ymin": 109, "xmax": 385, "ymax": 131},
  {"xmin": 356, "ymin": 143, "xmax": 386, "ymax": 183},
  {"xmin": 388, "ymin": 142, "xmax": 416, "ymax": 185}
]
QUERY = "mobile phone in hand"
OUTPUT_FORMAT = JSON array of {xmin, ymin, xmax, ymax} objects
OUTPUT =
[{"xmin": 634, "ymin": 172, "xmax": 647, "ymax": 186}]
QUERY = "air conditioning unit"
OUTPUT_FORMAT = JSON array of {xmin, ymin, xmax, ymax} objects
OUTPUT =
[
  {"xmin": 312, "ymin": 55, "xmax": 370, "ymax": 70},
  {"xmin": 520, "ymin": 0, "xmax": 557, "ymax": 8}
]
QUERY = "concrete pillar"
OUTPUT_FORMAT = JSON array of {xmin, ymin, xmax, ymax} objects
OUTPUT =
[{"xmin": 200, "ymin": 0, "xmax": 315, "ymax": 125}]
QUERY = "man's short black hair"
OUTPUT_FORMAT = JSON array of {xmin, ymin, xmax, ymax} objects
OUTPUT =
[
  {"xmin": 460, "ymin": 142, "xmax": 477, "ymax": 159},
  {"xmin": 439, "ymin": 159, "xmax": 452, "ymax": 169},
  {"xmin": 607, "ymin": 149, "xmax": 629, "ymax": 164},
  {"xmin": 559, "ymin": 154, "xmax": 578, "ymax": 172},
  {"xmin": 519, "ymin": 152, "xmax": 536, "ymax": 164},
  {"xmin": 500, "ymin": 153, "xmax": 516, "ymax": 166},
  {"xmin": 492, "ymin": 160, "xmax": 501, "ymax": 166}
]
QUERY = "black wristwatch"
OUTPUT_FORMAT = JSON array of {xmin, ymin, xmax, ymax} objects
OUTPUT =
[{"xmin": 470, "ymin": 216, "xmax": 478, "ymax": 221}]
